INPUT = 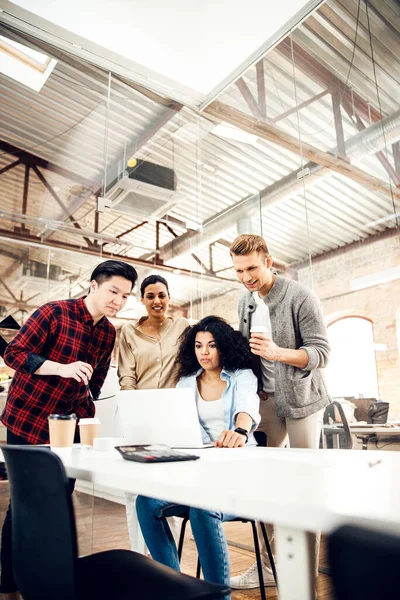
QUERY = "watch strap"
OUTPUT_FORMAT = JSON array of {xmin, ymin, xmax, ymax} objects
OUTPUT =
[{"xmin": 234, "ymin": 427, "xmax": 249, "ymax": 443}]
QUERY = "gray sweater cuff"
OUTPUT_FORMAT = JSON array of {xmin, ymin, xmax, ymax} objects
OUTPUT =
[
  {"xmin": 23, "ymin": 353, "xmax": 47, "ymax": 374},
  {"xmin": 300, "ymin": 346, "xmax": 319, "ymax": 371}
]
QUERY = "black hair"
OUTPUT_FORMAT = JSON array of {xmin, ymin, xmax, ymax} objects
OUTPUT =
[
  {"xmin": 177, "ymin": 315, "xmax": 252, "ymax": 378},
  {"xmin": 140, "ymin": 274, "xmax": 170, "ymax": 298},
  {"xmin": 90, "ymin": 260, "xmax": 138, "ymax": 290}
]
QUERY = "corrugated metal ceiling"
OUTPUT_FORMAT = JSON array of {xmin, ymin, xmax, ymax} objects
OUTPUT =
[{"xmin": 0, "ymin": 0, "xmax": 399, "ymax": 316}]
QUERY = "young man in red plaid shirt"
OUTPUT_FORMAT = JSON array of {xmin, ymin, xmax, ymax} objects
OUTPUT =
[{"xmin": 0, "ymin": 259, "xmax": 138, "ymax": 600}]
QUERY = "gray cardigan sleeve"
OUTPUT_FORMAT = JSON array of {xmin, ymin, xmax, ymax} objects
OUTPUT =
[{"xmin": 298, "ymin": 293, "xmax": 330, "ymax": 371}]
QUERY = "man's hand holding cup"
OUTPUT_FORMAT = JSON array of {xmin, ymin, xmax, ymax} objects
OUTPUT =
[{"xmin": 250, "ymin": 325, "xmax": 280, "ymax": 361}]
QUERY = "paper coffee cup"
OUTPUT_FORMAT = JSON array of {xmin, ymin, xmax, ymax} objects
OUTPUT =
[
  {"xmin": 79, "ymin": 417, "xmax": 101, "ymax": 446},
  {"xmin": 48, "ymin": 414, "xmax": 77, "ymax": 448},
  {"xmin": 250, "ymin": 325, "xmax": 268, "ymax": 334}
]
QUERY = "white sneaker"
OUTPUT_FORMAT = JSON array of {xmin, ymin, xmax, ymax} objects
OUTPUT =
[{"xmin": 230, "ymin": 561, "xmax": 277, "ymax": 589}]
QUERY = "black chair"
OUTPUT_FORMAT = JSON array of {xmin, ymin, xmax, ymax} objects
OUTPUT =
[
  {"xmin": 175, "ymin": 431, "xmax": 278, "ymax": 600},
  {"xmin": 322, "ymin": 401, "xmax": 353, "ymax": 449},
  {"xmin": 328, "ymin": 525, "xmax": 400, "ymax": 600},
  {"xmin": 1, "ymin": 445, "xmax": 229, "ymax": 600},
  {"xmin": 177, "ymin": 515, "xmax": 275, "ymax": 600}
]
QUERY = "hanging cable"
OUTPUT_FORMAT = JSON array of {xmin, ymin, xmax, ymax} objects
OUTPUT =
[
  {"xmin": 265, "ymin": 0, "xmax": 362, "ymax": 142},
  {"xmin": 364, "ymin": 0, "xmax": 399, "ymax": 231},
  {"xmin": 289, "ymin": 34, "xmax": 314, "ymax": 290}
]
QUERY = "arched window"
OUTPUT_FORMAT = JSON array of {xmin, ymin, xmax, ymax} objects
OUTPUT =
[{"xmin": 326, "ymin": 317, "xmax": 379, "ymax": 399}]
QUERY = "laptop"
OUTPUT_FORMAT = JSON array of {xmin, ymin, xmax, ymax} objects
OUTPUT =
[{"xmin": 116, "ymin": 388, "xmax": 213, "ymax": 449}]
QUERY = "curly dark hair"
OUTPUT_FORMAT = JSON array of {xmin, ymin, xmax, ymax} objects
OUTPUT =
[{"xmin": 177, "ymin": 315, "xmax": 252, "ymax": 378}]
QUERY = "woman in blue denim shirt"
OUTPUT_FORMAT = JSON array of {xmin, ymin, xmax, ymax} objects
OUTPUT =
[{"xmin": 136, "ymin": 316, "xmax": 260, "ymax": 597}]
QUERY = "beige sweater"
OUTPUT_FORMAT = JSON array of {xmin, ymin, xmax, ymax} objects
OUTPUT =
[{"xmin": 118, "ymin": 316, "xmax": 189, "ymax": 390}]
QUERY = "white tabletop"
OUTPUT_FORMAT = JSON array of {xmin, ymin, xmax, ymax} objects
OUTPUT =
[
  {"xmin": 324, "ymin": 424, "xmax": 400, "ymax": 435},
  {"xmin": 2, "ymin": 444, "xmax": 399, "ymax": 600},
  {"xmin": 56, "ymin": 445, "xmax": 400, "ymax": 536}
]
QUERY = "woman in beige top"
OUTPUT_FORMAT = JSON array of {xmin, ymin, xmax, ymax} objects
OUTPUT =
[
  {"xmin": 118, "ymin": 274, "xmax": 189, "ymax": 390},
  {"xmin": 118, "ymin": 274, "xmax": 189, "ymax": 553}
]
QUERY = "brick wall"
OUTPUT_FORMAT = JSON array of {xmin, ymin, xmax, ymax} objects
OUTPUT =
[
  {"xmin": 298, "ymin": 234, "xmax": 400, "ymax": 417},
  {"xmin": 187, "ymin": 288, "xmax": 243, "ymax": 324}
]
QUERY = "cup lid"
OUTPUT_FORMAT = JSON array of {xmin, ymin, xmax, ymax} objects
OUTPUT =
[
  {"xmin": 79, "ymin": 417, "xmax": 101, "ymax": 425},
  {"xmin": 48, "ymin": 413, "xmax": 77, "ymax": 420}
]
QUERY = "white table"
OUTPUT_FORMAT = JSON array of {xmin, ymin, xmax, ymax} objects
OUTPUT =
[
  {"xmin": 323, "ymin": 423, "xmax": 400, "ymax": 449},
  {"xmin": 52, "ymin": 444, "xmax": 400, "ymax": 600}
]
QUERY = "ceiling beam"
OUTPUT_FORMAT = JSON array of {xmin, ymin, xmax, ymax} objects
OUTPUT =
[
  {"xmin": 0, "ymin": 247, "xmax": 25, "ymax": 261},
  {"xmin": 2, "ymin": 260, "xmax": 20, "ymax": 280},
  {"xmin": 203, "ymin": 100, "xmax": 400, "ymax": 203},
  {"xmin": 341, "ymin": 99, "xmax": 400, "ymax": 187},
  {"xmin": 275, "ymin": 38, "xmax": 383, "ymax": 123},
  {"xmin": 331, "ymin": 92, "xmax": 346, "ymax": 160},
  {"xmin": 256, "ymin": 60, "xmax": 267, "ymax": 121},
  {"xmin": 21, "ymin": 165, "xmax": 30, "ymax": 227},
  {"xmin": 292, "ymin": 226, "xmax": 400, "ymax": 270},
  {"xmin": 31, "ymin": 166, "xmax": 94, "ymax": 247},
  {"xmin": 0, "ymin": 228, "xmax": 241, "ymax": 288},
  {"xmin": 0, "ymin": 159, "xmax": 21, "ymax": 176},
  {"xmin": 161, "ymin": 222, "xmax": 215, "ymax": 276},
  {"xmin": 236, "ymin": 77, "xmax": 265, "ymax": 121},
  {"xmin": 393, "ymin": 142, "xmax": 400, "ymax": 174},
  {"xmin": 358, "ymin": 135, "xmax": 399, "ymax": 188},
  {"xmin": 0, "ymin": 298, "xmax": 38, "ymax": 312},
  {"xmin": 0, "ymin": 140, "xmax": 95, "ymax": 189},
  {"xmin": 115, "ymin": 221, "xmax": 149, "ymax": 239},
  {"xmin": 272, "ymin": 89, "xmax": 329, "ymax": 123},
  {"xmin": 1, "ymin": 280, "xmax": 18, "ymax": 302},
  {"xmin": 155, "ymin": 107, "xmax": 400, "ymax": 262}
]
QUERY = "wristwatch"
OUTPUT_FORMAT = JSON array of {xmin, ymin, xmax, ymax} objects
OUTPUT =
[{"xmin": 234, "ymin": 427, "xmax": 249, "ymax": 443}]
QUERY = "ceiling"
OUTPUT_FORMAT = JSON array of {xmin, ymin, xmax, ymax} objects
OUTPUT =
[
  {"xmin": 2, "ymin": 0, "xmax": 323, "ymax": 106},
  {"xmin": 0, "ymin": 0, "xmax": 399, "ymax": 323}
]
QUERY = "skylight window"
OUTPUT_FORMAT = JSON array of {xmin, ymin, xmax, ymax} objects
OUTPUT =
[
  {"xmin": 211, "ymin": 123, "xmax": 259, "ymax": 145},
  {"xmin": 0, "ymin": 35, "xmax": 57, "ymax": 92}
]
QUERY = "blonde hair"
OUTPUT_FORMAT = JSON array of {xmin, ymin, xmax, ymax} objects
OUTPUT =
[{"xmin": 229, "ymin": 234, "xmax": 269, "ymax": 258}]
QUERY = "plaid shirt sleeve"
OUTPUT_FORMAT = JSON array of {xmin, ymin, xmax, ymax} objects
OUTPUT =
[
  {"xmin": 4, "ymin": 304, "xmax": 57, "ymax": 374},
  {"xmin": 1, "ymin": 298, "xmax": 117, "ymax": 445}
]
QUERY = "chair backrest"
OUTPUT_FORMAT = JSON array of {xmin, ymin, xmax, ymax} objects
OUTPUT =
[
  {"xmin": 329, "ymin": 525, "xmax": 400, "ymax": 600},
  {"xmin": 323, "ymin": 401, "xmax": 353, "ymax": 449},
  {"xmin": 1, "ymin": 446, "xmax": 79, "ymax": 600},
  {"xmin": 254, "ymin": 430, "xmax": 267, "ymax": 447}
]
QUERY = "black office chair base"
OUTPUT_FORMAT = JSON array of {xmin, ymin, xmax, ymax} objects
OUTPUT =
[{"xmin": 78, "ymin": 549, "xmax": 228, "ymax": 600}]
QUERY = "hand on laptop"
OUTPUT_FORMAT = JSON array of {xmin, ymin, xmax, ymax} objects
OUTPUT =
[{"xmin": 215, "ymin": 429, "xmax": 246, "ymax": 448}]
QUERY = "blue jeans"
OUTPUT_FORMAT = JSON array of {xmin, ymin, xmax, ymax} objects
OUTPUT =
[{"xmin": 136, "ymin": 496, "xmax": 235, "ymax": 598}]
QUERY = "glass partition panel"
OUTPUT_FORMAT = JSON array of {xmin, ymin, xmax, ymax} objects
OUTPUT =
[
  {"xmin": 200, "ymin": 1, "xmax": 400, "ymax": 425},
  {"xmin": 0, "ymin": 28, "xmax": 113, "ymax": 558}
]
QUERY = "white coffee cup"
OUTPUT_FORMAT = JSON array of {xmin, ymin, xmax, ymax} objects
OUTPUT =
[
  {"xmin": 250, "ymin": 325, "xmax": 269, "ymax": 334},
  {"xmin": 79, "ymin": 417, "xmax": 101, "ymax": 446},
  {"xmin": 93, "ymin": 437, "xmax": 136, "ymax": 452}
]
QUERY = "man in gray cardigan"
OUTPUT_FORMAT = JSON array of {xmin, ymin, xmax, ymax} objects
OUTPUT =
[{"xmin": 229, "ymin": 234, "xmax": 331, "ymax": 592}]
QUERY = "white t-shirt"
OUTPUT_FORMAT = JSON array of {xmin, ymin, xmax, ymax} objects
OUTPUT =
[
  {"xmin": 252, "ymin": 293, "xmax": 275, "ymax": 393},
  {"xmin": 196, "ymin": 389, "xmax": 224, "ymax": 441}
]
